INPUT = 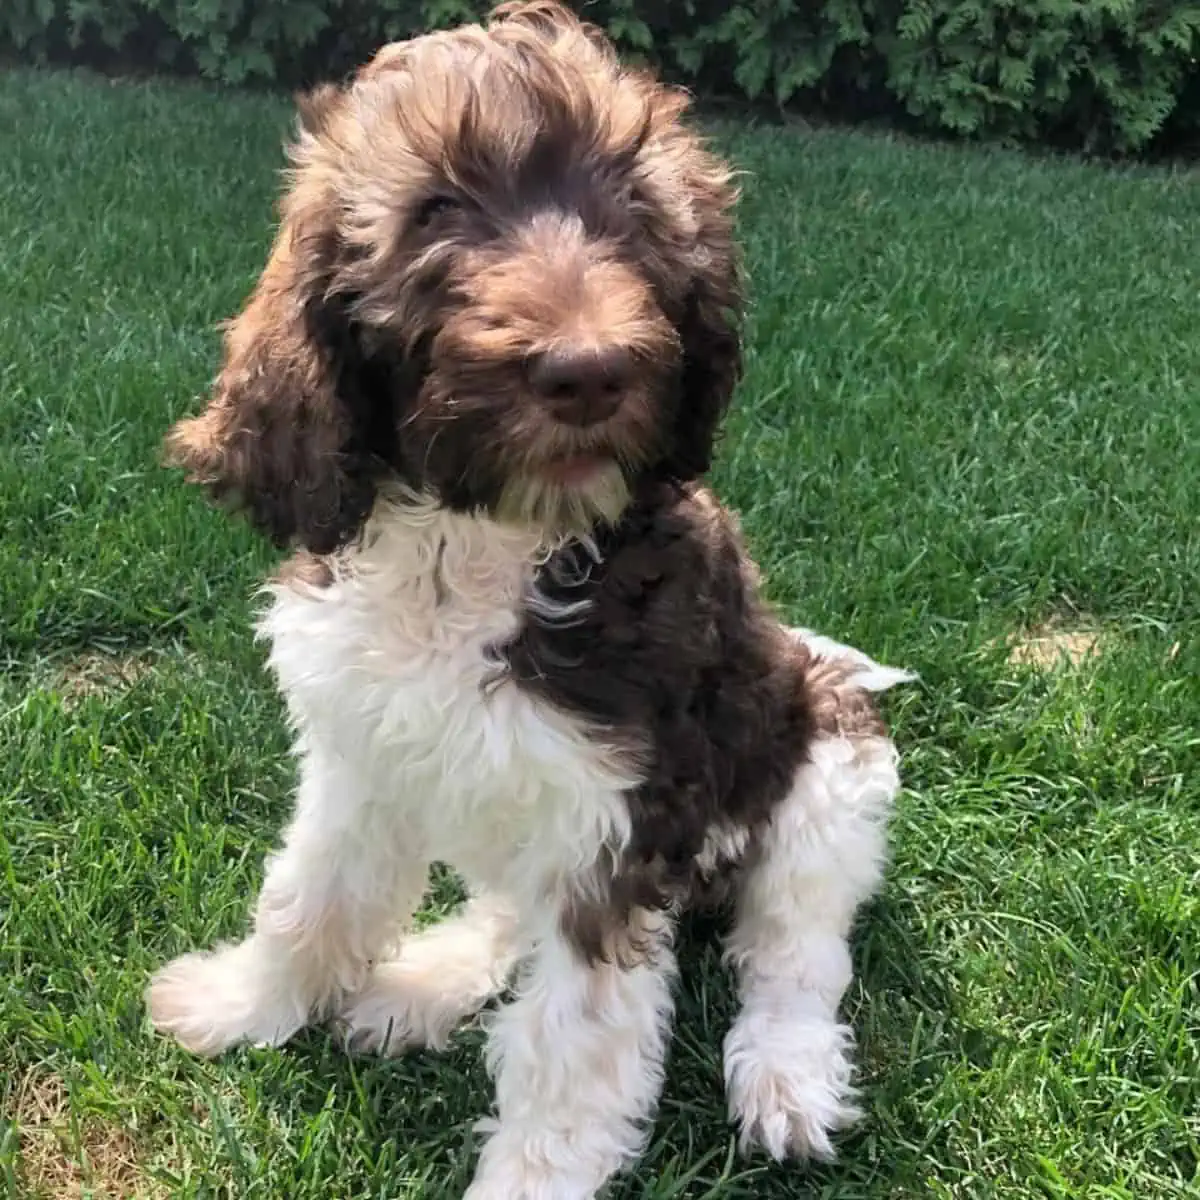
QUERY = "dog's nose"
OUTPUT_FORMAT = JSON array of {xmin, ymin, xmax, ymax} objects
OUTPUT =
[{"xmin": 530, "ymin": 346, "xmax": 634, "ymax": 426}]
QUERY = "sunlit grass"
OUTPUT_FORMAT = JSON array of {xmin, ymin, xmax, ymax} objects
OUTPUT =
[{"xmin": 1, "ymin": 67, "xmax": 1197, "ymax": 1198}]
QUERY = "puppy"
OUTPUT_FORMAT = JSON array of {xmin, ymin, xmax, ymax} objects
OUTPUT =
[{"xmin": 147, "ymin": 4, "xmax": 911, "ymax": 1196}]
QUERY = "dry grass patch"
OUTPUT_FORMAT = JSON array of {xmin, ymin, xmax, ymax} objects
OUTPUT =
[
  {"xmin": 49, "ymin": 650, "xmax": 154, "ymax": 706},
  {"xmin": 4, "ymin": 1069, "xmax": 166, "ymax": 1200},
  {"xmin": 1006, "ymin": 627, "xmax": 1105, "ymax": 670}
]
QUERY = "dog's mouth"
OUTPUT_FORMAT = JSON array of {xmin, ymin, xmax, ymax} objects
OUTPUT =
[
  {"xmin": 538, "ymin": 454, "xmax": 612, "ymax": 487},
  {"xmin": 495, "ymin": 452, "xmax": 631, "ymax": 533}
]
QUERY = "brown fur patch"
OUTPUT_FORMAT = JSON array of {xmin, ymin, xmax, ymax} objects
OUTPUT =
[
  {"xmin": 506, "ymin": 480, "xmax": 823, "ymax": 960},
  {"xmin": 560, "ymin": 896, "xmax": 674, "ymax": 970},
  {"xmin": 805, "ymin": 655, "xmax": 887, "ymax": 738},
  {"xmin": 4, "ymin": 1070, "xmax": 166, "ymax": 1200},
  {"xmin": 273, "ymin": 550, "xmax": 336, "ymax": 590}
]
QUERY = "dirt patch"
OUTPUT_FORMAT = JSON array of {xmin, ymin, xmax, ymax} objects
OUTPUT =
[
  {"xmin": 1006, "ymin": 628, "xmax": 1104, "ymax": 670},
  {"xmin": 50, "ymin": 650, "xmax": 154, "ymax": 705},
  {"xmin": 4, "ymin": 1069, "xmax": 165, "ymax": 1199}
]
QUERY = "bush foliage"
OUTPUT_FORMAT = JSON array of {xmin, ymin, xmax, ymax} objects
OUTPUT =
[{"xmin": 4, "ymin": 0, "xmax": 1199, "ymax": 153}]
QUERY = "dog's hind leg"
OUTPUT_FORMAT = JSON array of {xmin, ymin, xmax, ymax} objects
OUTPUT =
[
  {"xmin": 334, "ymin": 891, "xmax": 520, "ymax": 1054},
  {"xmin": 147, "ymin": 736, "xmax": 429, "ymax": 1057},
  {"xmin": 722, "ymin": 731, "xmax": 901, "ymax": 1161}
]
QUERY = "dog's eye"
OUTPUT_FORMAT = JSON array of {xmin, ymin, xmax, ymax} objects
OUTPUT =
[{"xmin": 413, "ymin": 194, "xmax": 459, "ymax": 228}]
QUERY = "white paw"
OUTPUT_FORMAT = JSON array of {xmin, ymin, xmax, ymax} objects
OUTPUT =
[
  {"xmin": 724, "ymin": 1011, "xmax": 861, "ymax": 1162},
  {"xmin": 337, "ymin": 905, "xmax": 516, "ymax": 1055},
  {"xmin": 464, "ymin": 1129, "xmax": 600, "ymax": 1200},
  {"xmin": 335, "ymin": 958, "xmax": 480, "ymax": 1054},
  {"xmin": 146, "ymin": 943, "xmax": 309, "ymax": 1057}
]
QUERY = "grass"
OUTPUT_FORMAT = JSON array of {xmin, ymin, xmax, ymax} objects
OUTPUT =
[{"xmin": 1, "ymin": 65, "xmax": 1198, "ymax": 1199}]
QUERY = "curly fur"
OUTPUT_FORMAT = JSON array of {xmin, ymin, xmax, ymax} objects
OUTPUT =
[
  {"xmin": 165, "ymin": 0, "xmax": 739, "ymax": 550},
  {"xmin": 149, "ymin": 5, "xmax": 911, "ymax": 1197}
]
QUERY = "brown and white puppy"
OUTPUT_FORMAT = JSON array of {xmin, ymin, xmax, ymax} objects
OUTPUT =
[{"xmin": 147, "ymin": 4, "xmax": 911, "ymax": 1196}]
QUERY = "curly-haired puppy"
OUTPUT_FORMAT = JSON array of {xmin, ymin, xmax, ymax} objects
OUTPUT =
[{"xmin": 147, "ymin": 3, "xmax": 911, "ymax": 1195}]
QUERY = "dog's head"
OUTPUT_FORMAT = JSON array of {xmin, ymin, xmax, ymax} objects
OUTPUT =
[{"xmin": 167, "ymin": 0, "xmax": 740, "ymax": 552}]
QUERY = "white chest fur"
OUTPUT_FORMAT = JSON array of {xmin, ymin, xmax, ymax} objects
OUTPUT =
[{"xmin": 256, "ymin": 496, "xmax": 638, "ymax": 901}]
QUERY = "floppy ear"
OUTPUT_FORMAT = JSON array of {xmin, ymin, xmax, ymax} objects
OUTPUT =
[
  {"xmin": 165, "ymin": 91, "xmax": 383, "ymax": 555},
  {"xmin": 664, "ymin": 163, "xmax": 743, "ymax": 481}
]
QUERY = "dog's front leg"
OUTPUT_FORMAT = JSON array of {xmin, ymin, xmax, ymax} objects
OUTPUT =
[
  {"xmin": 147, "ymin": 735, "xmax": 429, "ymax": 1057},
  {"xmin": 722, "ymin": 733, "xmax": 900, "ymax": 1161},
  {"xmin": 466, "ymin": 907, "xmax": 676, "ymax": 1200}
]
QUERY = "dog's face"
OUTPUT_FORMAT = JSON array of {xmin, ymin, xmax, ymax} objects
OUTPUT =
[{"xmin": 167, "ymin": 0, "xmax": 740, "ymax": 552}]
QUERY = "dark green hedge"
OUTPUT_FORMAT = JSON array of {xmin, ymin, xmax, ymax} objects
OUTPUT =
[{"xmin": 5, "ymin": 1, "xmax": 1200, "ymax": 154}]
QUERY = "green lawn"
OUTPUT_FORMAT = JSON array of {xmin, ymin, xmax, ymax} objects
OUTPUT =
[{"xmin": 2, "ymin": 66, "xmax": 1198, "ymax": 1199}]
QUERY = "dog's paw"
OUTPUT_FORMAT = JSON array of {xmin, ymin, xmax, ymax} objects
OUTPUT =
[
  {"xmin": 464, "ymin": 1133, "xmax": 600, "ymax": 1200},
  {"xmin": 146, "ymin": 944, "xmax": 307, "ymax": 1057},
  {"xmin": 463, "ymin": 1123, "xmax": 614, "ymax": 1200},
  {"xmin": 723, "ymin": 1011, "xmax": 861, "ymax": 1162},
  {"xmin": 335, "ymin": 914, "xmax": 512, "ymax": 1055},
  {"xmin": 333, "ymin": 962, "xmax": 434, "ymax": 1056}
]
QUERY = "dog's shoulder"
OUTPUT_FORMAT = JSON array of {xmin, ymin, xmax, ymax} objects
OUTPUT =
[
  {"xmin": 509, "ymin": 479, "xmax": 771, "ymax": 684},
  {"xmin": 499, "ymin": 473, "xmax": 808, "ymax": 801}
]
